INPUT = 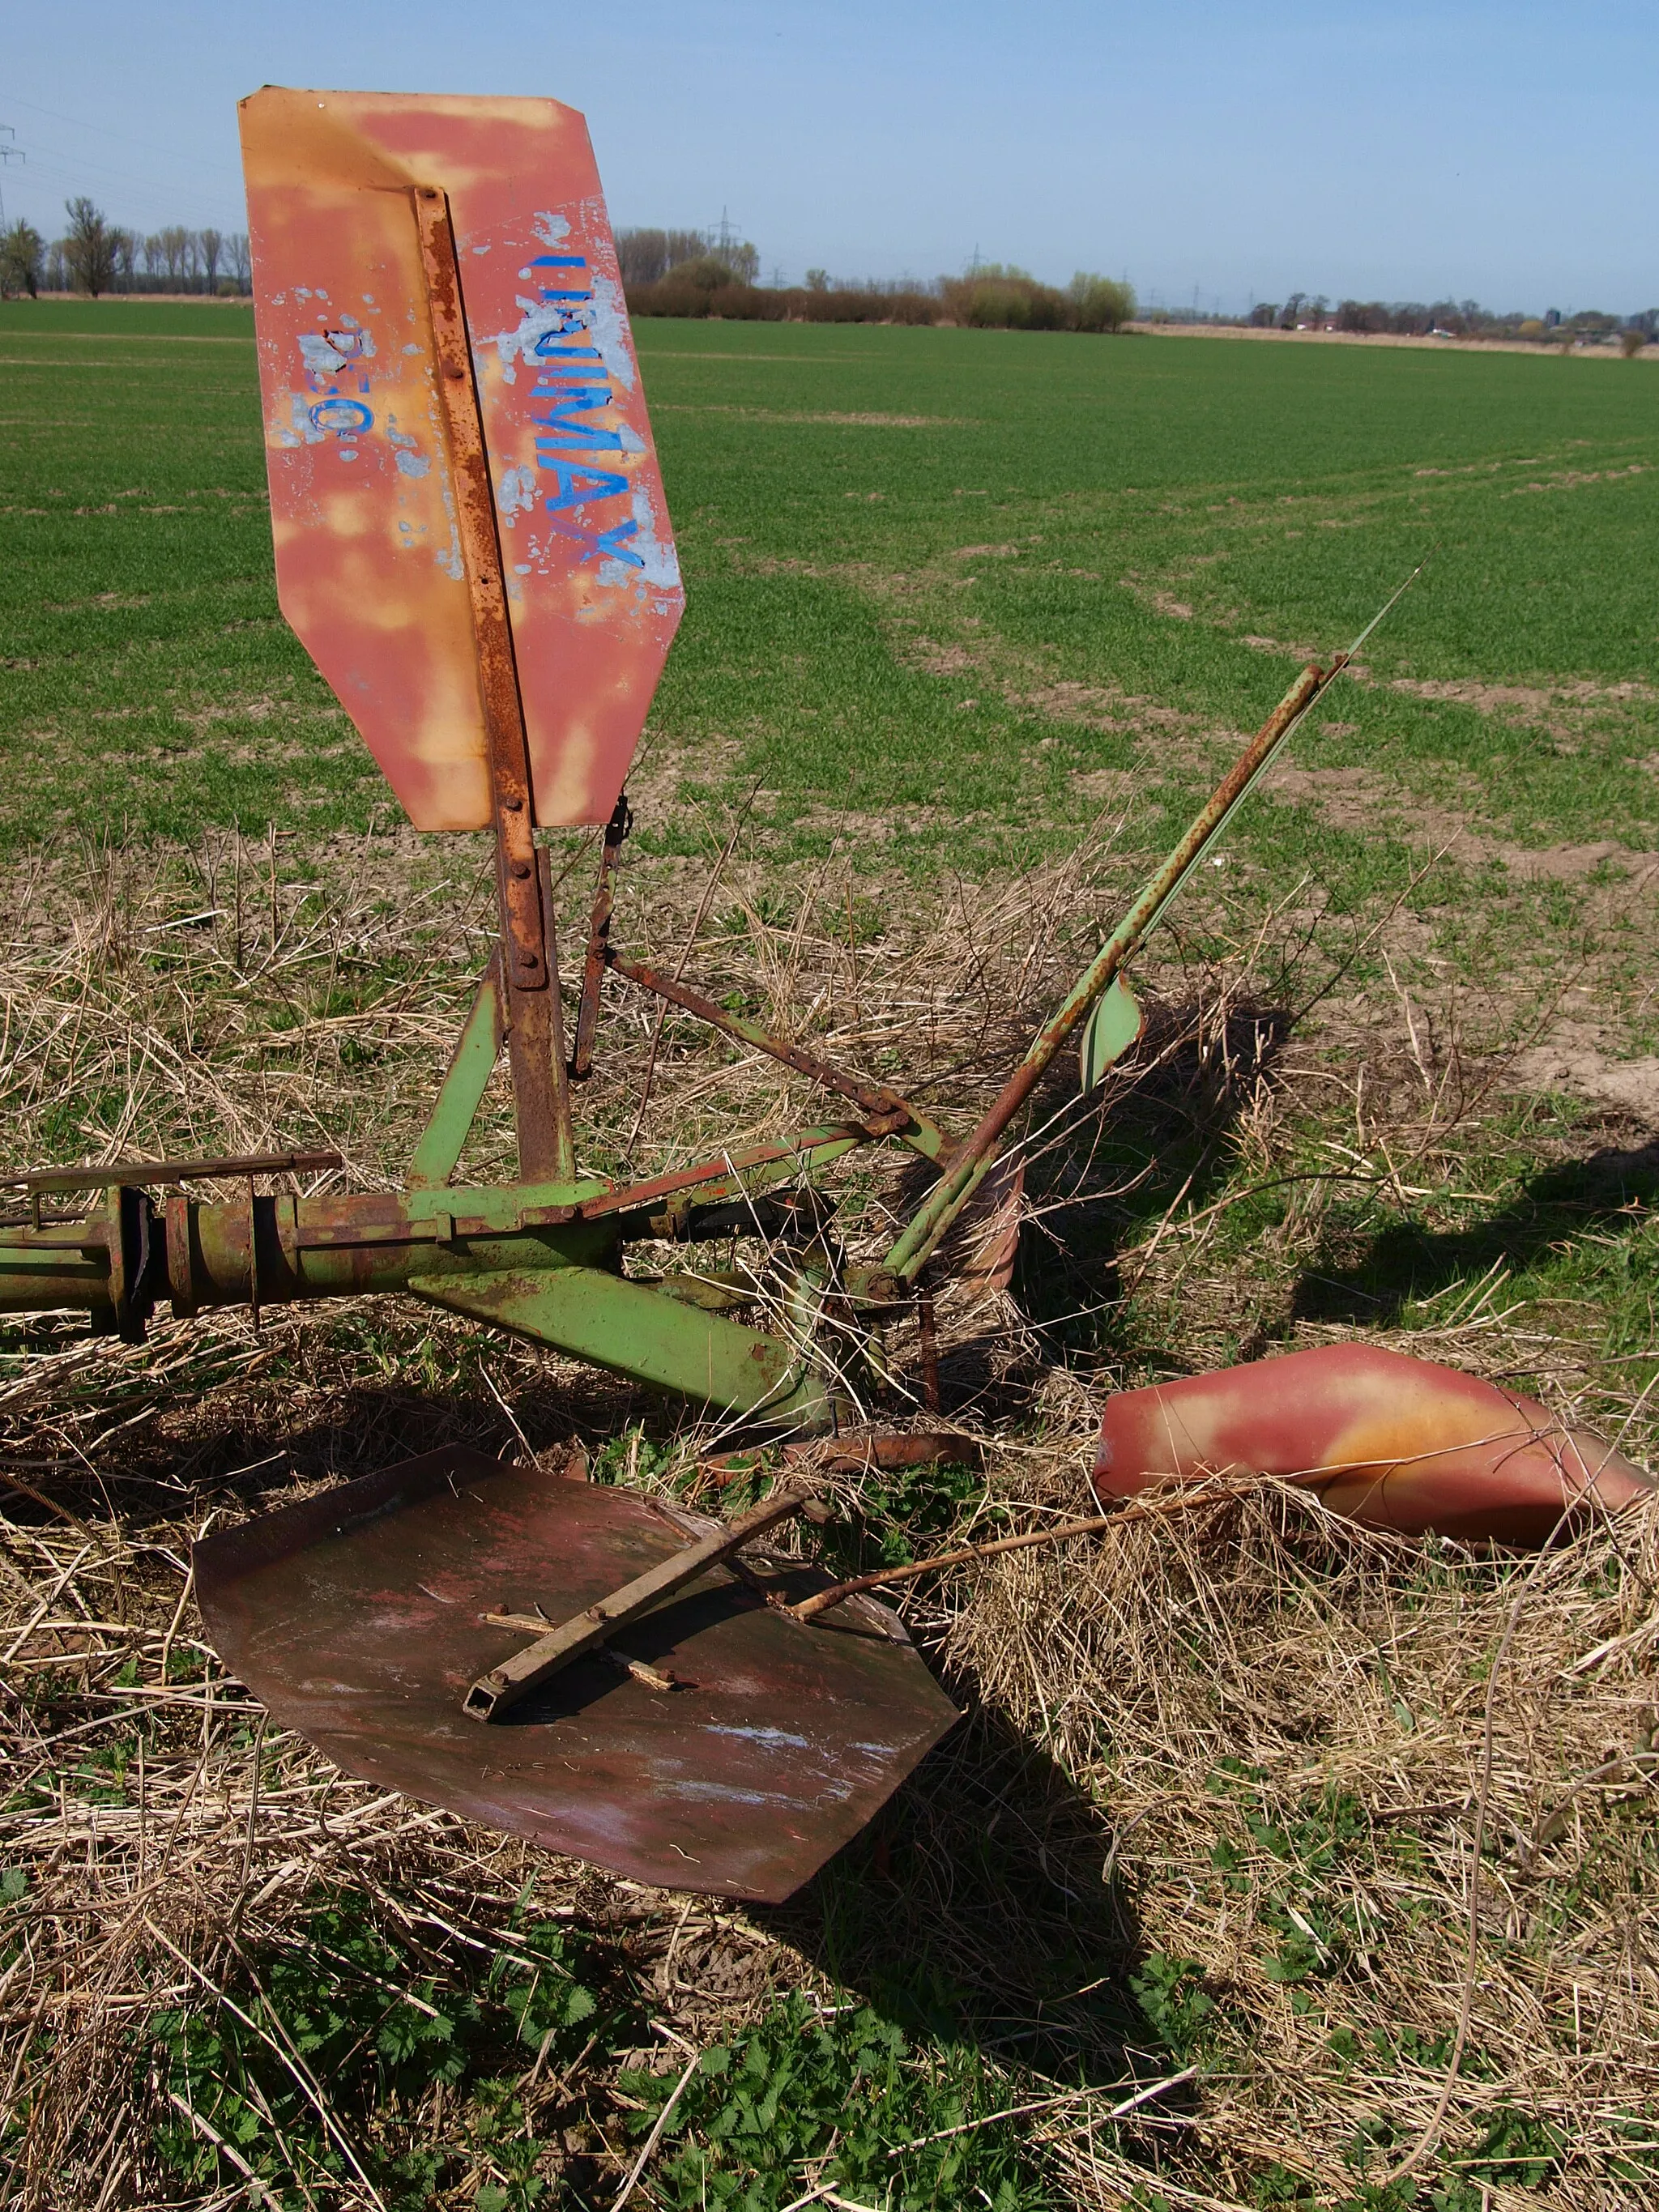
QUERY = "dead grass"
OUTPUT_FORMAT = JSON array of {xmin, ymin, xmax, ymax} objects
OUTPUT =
[{"xmin": 2, "ymin": 825, "xmax": 1658, "ymax": 2208}]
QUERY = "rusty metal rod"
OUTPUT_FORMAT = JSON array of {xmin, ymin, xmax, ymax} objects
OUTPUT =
[
  {"xmin": 571, "ymin": 795, "xmax": 630, "ymax": 1081},
  {"xmin": 788, "ymin": 1514, "xmax": 1120, "ymax": 1621},
  {"xmin": 415, "ymin": 186, "xmax": 574, "ymax": 1184},
  {"xmin": 578, "ymin": 1120, "xmax": 885, "ymax": 1222},
  {"xmin": 787, "ymin": 1476, "xmax": 1252, "ymax": 1622},
  {"xmin": 463, "ymin": 1480, "xmax": 825, "ymax": 1720},
  {"xmin": 885, "ymin": 660, "xmax": 1333, "ymax": 1281},
  {"xmin": 607, "ymin": 948, "xmax": 937, "ymax": 1140}
]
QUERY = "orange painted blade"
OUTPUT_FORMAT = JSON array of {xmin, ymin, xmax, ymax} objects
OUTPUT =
[
  {"xmin": 1093, "ymin": 1343, "xmax": 1655, "ymax": 1545},
  {"xmin": 239, "ymin": 87, "xmax": 684, "ymax": 830}
]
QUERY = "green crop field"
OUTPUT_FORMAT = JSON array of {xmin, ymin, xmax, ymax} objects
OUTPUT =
[
  {"xmin": 4, "ymin": 302, "xmax": 1659, "ymax": 2210},
  {"xmin": 4, "ymin": 300, "xmax": 1657, "ymax": 873}
]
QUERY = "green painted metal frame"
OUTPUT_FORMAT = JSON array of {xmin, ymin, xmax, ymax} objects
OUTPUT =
[{"xmin": 0, "ymin": 658, "xmax": 1343, "ymax": 1424}]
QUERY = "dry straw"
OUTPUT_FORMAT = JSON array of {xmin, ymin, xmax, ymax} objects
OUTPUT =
[{"xmin": 2, "ymin": 821, "xmax": 1657, "ymax": 2206}]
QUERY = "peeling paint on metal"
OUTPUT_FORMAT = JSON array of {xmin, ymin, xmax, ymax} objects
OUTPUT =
[{"xmin": 496, "ymin": 462, "xmax": 536, "ymax": 520}]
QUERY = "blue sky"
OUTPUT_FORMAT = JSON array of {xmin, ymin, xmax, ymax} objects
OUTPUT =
[{"xmin": 2, "ymin": 1, "xmax": 1653, "ymax": 314}]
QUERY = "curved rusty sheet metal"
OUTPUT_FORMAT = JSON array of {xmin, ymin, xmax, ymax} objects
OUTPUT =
[
  {"xmin": 239, "ymin": 87, "xmax": 684, "ymax": 829},
  {"xmin": 194, "ymin": 1449, "xmax": 959, "ymax": 1900},
  {"xmin": 1092, "ymin": 1343, "xmax": 1655, "ymax": 1544}
]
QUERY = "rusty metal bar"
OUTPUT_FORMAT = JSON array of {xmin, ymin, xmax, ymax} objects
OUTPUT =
[
  {"xmin": 787, "ymin": 1511, "xmax": 1120, "ymax": 1622},
  {"xmin": 4, "ymin": 1149, "xmax": 342, "ymax": 1195},
  {"xmin": 537, "ymin": 846, "xmax": 577, "ymax": 1180},
  {"xmin": 463, "ymin": 1480, "xmax": 823, "ymax": 1720},
  {"xmin": 606, "ymin": 949, "xmax": 949, "ymax": 1157},
  {"xmin": 577, "ymin": 1122, "xmax": 880, "ymax": 1223},
  {"xmin": 414, "ymin": 186, "xmax": 574, "ymax": 1183},
  {"xmin": 885, "ymin": 660, "xmax": 1333, "ymax": 1281},
  {"xmin": 571, "ymin": 795, "xmax": 630, "ymax": 1080}
]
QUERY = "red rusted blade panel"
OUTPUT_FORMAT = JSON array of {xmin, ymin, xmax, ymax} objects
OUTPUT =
[
  {"xmin": 239, "ymin": 87, "xmax": 684, "ymax": 829},
  {"xmin": 194, "ymin": 1450, "xmax": 958, "ymax": 1901},
  {"xmin": 953, "ymin": 1154, "xmax": 1025, "ymax": 1297},
  {"xmin": 1093, "ymin": 1344, "xmax": 1654, "ymax": 1543}
]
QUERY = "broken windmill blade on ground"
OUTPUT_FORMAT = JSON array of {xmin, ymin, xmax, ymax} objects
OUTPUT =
[
  {"xmin": 0, "ymin": 87, "xmax": 1486, "ymax": 1899},
  {"xmin": 1093, "ymin": 1340, "xmax": 1656, "ymax": 1543}
]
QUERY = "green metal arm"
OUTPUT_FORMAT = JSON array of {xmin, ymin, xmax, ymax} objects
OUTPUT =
[{"xmin": 885, "ymin": 661, "xmax": 1333, "ymax": 1281}]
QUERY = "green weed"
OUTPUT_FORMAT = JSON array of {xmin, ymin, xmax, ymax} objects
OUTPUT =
[
  {"xmin": 621, "ymin": 1990, "xmax": 1046, "ymax": 2209},
  {"xmin": 143, "ymin": 1890, "xmax": 627, "ymax": 2208},
  {"xmin": 1128, "ymin": 1953, "xmax": 1215, "ymax": 2056}
]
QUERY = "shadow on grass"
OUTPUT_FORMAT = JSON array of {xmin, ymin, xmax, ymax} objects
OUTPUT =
[
  {"xmin": 770, "ymin": 1704, "xmax": 1159, "ymax": 2091},
  {"xmin": 1291, "ymin": 1134, "xmax": 1659, "ymax": 1327},
  {"xmin": 918, "ymin": 994, "xmax": 1295, "ymax": 1403}
]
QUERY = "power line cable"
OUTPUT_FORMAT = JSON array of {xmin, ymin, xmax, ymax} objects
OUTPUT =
[{"xmin": 1, "ymin": 91, "xmax": 243, "ymax": 184}]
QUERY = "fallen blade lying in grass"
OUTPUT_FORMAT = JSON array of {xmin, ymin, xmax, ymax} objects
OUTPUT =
[
  {"xmin": 1090, "ymin": 1343, "xmax": 1656, "ymax": 1543},
  {"xmin": 194, "ymin": 1447, "xmax": 959, "ymax": 1902}
]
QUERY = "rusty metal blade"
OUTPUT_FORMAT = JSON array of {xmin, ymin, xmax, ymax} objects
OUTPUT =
[
  {"xmin": 194, "ymin": 1449, "xmax": 959, "ymax": 1901},
  {"xmin": 945, "ymin": 1152, "xmax": 1025, "ymax": 1298},
  {"xmin": 239, "ymin": 88, "xmax": 684, "ymax": 830}
]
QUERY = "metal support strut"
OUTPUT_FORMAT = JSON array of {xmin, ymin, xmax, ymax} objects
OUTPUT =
[{"xmin": 414, "ymin": 186, "xmax": 574, "ymax": 1184}]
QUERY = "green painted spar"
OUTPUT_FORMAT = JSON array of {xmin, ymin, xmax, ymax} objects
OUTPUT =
[{"xmin": 0, "ymin": 660, "xmax": 1338, "ymax": 1426}]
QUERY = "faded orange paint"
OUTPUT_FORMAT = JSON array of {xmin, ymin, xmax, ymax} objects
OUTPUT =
[
  {"xmin": 1092, "ymin": 1344, "xmax": 1654, "ymax": 1544},
  {"xmin": 239, "ymin": 87, "xmax": 684, "ymax": 829}
]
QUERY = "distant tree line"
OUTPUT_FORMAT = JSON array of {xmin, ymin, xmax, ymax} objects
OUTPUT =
[
  {"xmin": 0, "ymin": 198, "xmax": 251, "ymax": 298},
  {"xmin": 616, "ymin": 228, "xmax": 761, "ymax": 288},
  {"xmin": 1243, "ymin": 292, "xmax": 1657, "ymax": 347},
  {"xmin": 19, "ymin": 201, "xmax": 1640, "ymax": 353},
  {"xmin": 616, "ymin": 231, "xmax": 1136, "ymax": 332}
]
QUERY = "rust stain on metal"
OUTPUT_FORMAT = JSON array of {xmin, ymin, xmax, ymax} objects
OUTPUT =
[
  {"xmin": 412, "ymin": 185, "xmax": 573, "ymax": 1180},
  {"xmin": 413, "ymin": 190, "xmax": 544, "ymax": 979},
  {"xmin": 195, "ymin": 1448, "xmax": 959, "ymax": 1901}
]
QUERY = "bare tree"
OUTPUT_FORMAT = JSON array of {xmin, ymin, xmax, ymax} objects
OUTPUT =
[
  {"xmin": 615, "ymin": 227, "xmax": 732, "ymax": 287},
  {"xmin": 143, "ymin": 233, "xmax": 163, "ymax": 279},
  {"xmin": 616, "ymin": 228, "xmax": 670, "ymax": 285},
  {"xmin": 199, "ymin": 226, "xmax": 222, "ymax": 291},
  {"xmin": 62, "ymin": 197, "xmax": 117, "ymax": 296},
  {"xmin": 157, "ymin": 224, "xmax": 190, "ymax": 284},
  {"xmin": 113, "ymin": 228, "xmax": 139, "ymax": 288},
  {"xmin": 225, "ymin": 232, "xmax": 251, "ymax": 291},
  {"xmin": 0, "ymin": 219, "xmax": 45, "ymax": 298}
]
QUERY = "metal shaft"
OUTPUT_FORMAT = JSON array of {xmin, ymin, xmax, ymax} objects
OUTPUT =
[
  {"xmin": 571, "ymin": 795, "xmax": 630, "ymax": 1080},
  {"xmin": 606, "ymin": 950, "xmax": 945, "ymax": 1153},
  {"xmin": 885, "ymin": 661, "xmax": 1330, "ymax": 1280},
  {"xmin": 463, "ymin": 1481, "xmax": 821, "ymax": 1719},
  {"xmin": 416, "ymin": 187, "xmax": 574, "ymax": 1183}
]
